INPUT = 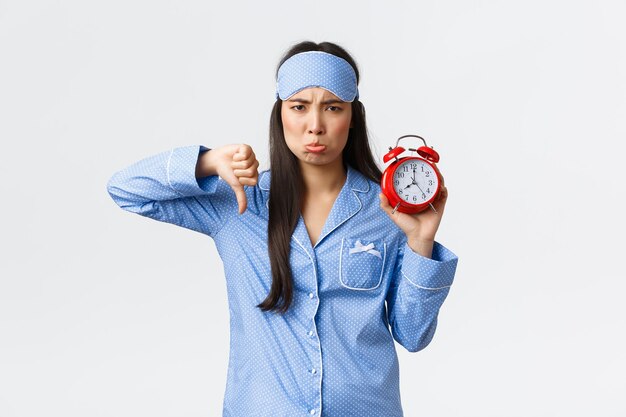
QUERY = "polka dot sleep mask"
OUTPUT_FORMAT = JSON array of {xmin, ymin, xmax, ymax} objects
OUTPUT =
[{"xmin": 276, "ymin": 51, "xmax": 359, "ymax": 102}]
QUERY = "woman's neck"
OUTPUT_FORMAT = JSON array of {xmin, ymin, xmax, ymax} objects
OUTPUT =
[{"xmin": 299, "ymin": 159, "xmax": 347, "ymax": 200}]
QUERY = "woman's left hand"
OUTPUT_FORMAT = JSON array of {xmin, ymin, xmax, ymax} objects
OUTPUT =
[{"xmin": 379, "ymin": 165, "xmax": 448, "ymax": 252}]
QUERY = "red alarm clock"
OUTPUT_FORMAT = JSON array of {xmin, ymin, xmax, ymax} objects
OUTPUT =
[{"xmin": 381, "ymin": 134, "xmax": 442, "ymax": 214}]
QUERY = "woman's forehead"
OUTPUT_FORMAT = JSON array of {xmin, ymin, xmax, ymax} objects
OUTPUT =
[{"xmin": 289, "ymin": 87, "xmax": 344, "ymax": 102}]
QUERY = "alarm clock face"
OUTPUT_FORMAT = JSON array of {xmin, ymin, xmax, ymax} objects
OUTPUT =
[{"xmin": 392, "ymin": 158, "xmax": 439, "ymax": 205}]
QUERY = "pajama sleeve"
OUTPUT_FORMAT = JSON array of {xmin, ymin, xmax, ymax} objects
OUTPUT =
[
  {"xmin": 106, "ymin": 145, "xmax": 239, "ymax": 237},
  {"xmin": 385, "ymin": 241, "xmax": 459, "ymax": 352}
]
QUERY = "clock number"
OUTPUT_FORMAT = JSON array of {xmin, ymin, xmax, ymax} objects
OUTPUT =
[
  {"xmin": 429, "ymin": 180, "xmax": 433, "ymax": 186},
  {"xmin": 422, "ymin": 193, "xmax": 426, "ymax": 200},
  {"xmin": 399, "ymin": 189, "xmax": 403, "ymax": 195},
  {"xmin": 427, "ymin": 188, "xmax": 431, "ymax": 193},
  {"xmin": 413, "ymin": 195, "xmax": 417, "ymax": 202},
  {"xmin": 425, "ymin": 171, "xmax": 430, "ymax": 177},
  {"xmin": 397, "ymin": 172, "xmax": 404, "ymax": 178},
  {"xmin": 394, "ymin": 180, "xmax": 399, "ymax": 186},
  {"xmin": 421, "ymin": 165, "xmax": 424, "ymax": 172},
  {"xmin": 410, "ymin": 163, "xmax": 417, "ymax": 169}
]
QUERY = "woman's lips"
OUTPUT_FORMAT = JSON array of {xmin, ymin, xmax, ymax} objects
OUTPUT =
[{"xmin": 305, "ymin": 144, "xmax": 326, "ymax": 153}]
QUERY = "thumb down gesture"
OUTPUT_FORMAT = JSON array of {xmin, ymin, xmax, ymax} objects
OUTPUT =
[{"xmin": 200, "ymin": 144, "xmax": 259, "ymax": 214}]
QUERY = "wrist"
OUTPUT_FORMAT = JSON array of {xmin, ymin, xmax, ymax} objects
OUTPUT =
[
  {"xmin": 196, "ymin": 148, "xmax": 220, "ymax": 177},
  {"xmin": 407, "ymin": 236, "xmax": 435, "ymax": 259}
]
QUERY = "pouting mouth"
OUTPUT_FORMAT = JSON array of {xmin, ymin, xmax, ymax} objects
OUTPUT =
[{"xmin": 305, "ymin": 144, "xmax": 327, "ymax": 152}]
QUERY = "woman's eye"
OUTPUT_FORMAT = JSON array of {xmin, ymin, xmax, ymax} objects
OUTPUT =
[
  {"xmin": 292, "ymin": 105, "xmax": 305, "ymax": 111},
  {"xmin": 327, "ymin": 106, "xmax": 341, "ymax": 112}
]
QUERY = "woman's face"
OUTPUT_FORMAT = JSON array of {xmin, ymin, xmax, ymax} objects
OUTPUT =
[{"xmin": 281, "ymin": 87, "xmax": 352, "ymax": 168}]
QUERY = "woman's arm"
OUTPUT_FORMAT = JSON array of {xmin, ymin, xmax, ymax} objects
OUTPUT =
[
  {"xmin": 379, "ymin": 164, "xmax": 458, "ymax": 351},
  {"xmin": 107, "ymin": 144, "xmax": 258, "ymax": 236}
]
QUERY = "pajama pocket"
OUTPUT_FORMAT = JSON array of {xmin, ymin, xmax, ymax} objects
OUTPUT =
[{"xmin": 339, "ymin": 237, "xmax": 386, "ymax": 290}]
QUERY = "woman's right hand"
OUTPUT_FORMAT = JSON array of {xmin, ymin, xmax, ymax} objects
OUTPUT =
[{"xmin": 196, "ymin": 144, "xmax": 259, "ymax": 214}]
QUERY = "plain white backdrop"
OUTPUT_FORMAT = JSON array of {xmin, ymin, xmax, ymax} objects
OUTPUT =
[{"xmin": 1, "ymin": 1, "xmax": 625, "ymax": 416}]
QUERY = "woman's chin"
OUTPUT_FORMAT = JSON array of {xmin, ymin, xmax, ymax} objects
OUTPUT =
[{"xmin": 298, "ymin": 153, "xmax": 336, "ymax": 167}]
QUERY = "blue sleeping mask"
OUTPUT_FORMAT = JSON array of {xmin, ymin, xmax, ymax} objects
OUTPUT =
[{"xmin": 276, "ymin": 51, "xmax": 359, "ymax": 102}]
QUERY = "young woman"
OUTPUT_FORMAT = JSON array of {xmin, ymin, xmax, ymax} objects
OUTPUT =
[{"xmin": 108, "ymin": 41, "xmax": 458, "ymax": 417}]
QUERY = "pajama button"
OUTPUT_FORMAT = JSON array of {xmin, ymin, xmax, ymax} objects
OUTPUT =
[
  {"xmin": 308, "ymin": 330, "xmax": 314, "ymax": 336},
  {"xmin": 311, "ymin": 368, "xmax": 317, "ymax": 374},
  {"xmin": 310, "ymin": 409, "xmax": 316, "ymax": 415},
  {"xmin": 308, "ymin": 292, "xmax": 314, "ymax": 299}
]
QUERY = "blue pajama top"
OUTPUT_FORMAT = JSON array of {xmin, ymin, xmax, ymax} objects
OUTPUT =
[{"xmin": 107, "ymin": 145, "xmax": 459, "ymax": 417}]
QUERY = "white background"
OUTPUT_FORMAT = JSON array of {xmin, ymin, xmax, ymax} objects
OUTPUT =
[{"xmin": 1, "ymin": 1, "xmax": 625, "ymax": 416}]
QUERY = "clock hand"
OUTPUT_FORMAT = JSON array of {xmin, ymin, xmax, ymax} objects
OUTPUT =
[
  {"xmin": 414, "ymin": 177, "xmax": 439, "ymax": 214},
  {"xmin": 413, "ymin": 179, "xmax": 426, "ymax": 195}
]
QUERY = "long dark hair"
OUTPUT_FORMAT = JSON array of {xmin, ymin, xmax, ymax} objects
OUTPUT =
[{"xmin": 257, "ymin": 41, "xmax": 382, "ymax": 314}]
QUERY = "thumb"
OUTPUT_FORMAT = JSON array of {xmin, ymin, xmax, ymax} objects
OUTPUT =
[{"xmin": 231, "ymin": 183, "xmax": 247, "ymax": 214}]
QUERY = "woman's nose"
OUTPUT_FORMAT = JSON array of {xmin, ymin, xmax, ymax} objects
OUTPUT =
[{"xmin": 307, "ymin": 111, "xmax": 325, "ymax": 135}]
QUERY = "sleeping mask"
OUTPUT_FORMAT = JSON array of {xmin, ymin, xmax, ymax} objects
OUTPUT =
[{"xmin": 276, "ymin": 51, "xmax": 359, "ymax": 102}]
